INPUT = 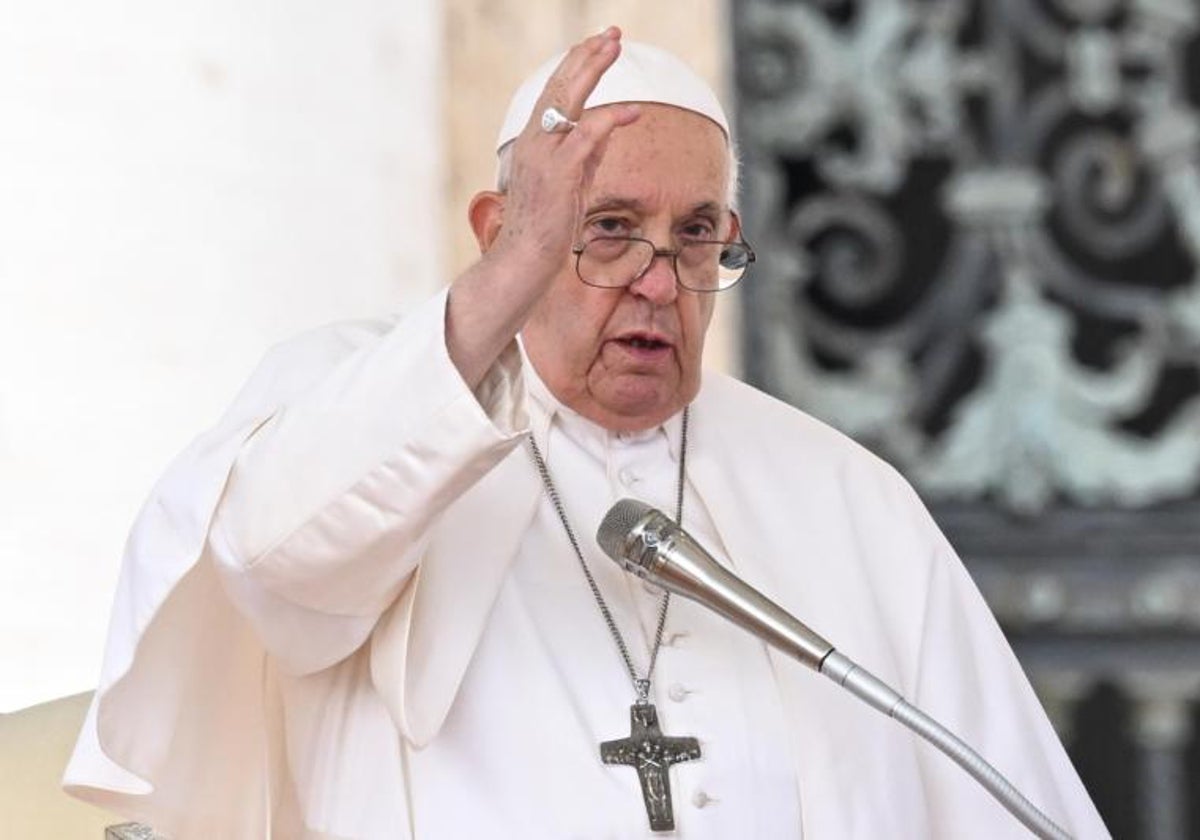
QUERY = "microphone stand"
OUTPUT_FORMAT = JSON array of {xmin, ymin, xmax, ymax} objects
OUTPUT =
[{"xmin": 819, "ymin": 650, "xmax": 1070, "ymax": 840}]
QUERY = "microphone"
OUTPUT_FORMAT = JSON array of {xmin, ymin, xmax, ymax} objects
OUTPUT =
[
  {"xmin": 596, "ymin": 498, "xmax": 835, "ymax": 670},
  {"xmin": 596, "ymin": 499, "xmax": 1073, "ymax": 840}
]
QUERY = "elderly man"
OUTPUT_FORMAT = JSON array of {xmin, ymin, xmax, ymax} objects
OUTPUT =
[{"xmin": 65, "ymin": 29, "xmax": 1107, "ymax": 839}]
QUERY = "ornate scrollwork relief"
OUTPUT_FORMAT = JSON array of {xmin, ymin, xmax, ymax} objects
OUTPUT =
[{"xmin": 737, "ymin": 0, "xmax": 1200, "ymax": 513}]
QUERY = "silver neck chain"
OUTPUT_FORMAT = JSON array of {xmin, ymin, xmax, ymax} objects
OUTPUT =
[{"xmin": 527, "ymin": 407, "xmax": 689, "ymax": 705}]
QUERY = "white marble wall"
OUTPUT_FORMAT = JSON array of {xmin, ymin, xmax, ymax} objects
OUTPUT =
[{"xmin": 0, "ymin": 0, "xmax": 442, "ymax": 710}]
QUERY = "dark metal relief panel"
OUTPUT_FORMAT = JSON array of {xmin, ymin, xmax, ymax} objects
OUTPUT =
[{"xmin": 732, "ymin": 1, "xmax": 1200, "ymax": 837}]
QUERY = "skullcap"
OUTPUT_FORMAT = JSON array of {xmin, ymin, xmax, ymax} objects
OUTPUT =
[{"xmin": 495, "ymin": 39, "xmax": 730, "ymax": 152}]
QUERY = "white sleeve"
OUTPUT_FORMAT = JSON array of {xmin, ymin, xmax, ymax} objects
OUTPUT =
[{"xmin": 208, "ymin": 289, "xmax": 529, "ymax": 674}]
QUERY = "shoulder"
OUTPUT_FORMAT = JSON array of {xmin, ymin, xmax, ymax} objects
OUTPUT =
[
  {"xmin": 695, "ymin": 370, "xmax": 932, "ymax": 525},
  {"xmin": 698, "ymin": 372, "xmax": 903, "ymax": 477},
  {"xmin": 697, "ymin": 372, "xmax": 831, "ymax": 432}
]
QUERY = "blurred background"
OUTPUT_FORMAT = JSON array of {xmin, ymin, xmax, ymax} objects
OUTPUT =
[{"xmin": 1, "ymin": 0, "xmax": 1197, "ymax": 836}]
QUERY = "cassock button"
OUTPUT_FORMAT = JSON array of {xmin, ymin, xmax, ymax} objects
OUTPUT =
[
  {"xmin": 692, "ymin": 790, "xmax": 714, "ymax": 809},
  {"xmin": 618, "ymin": 467, "xmax": 641, "ymax": 486},
  {"xmin": 668, "ymin": 683, "xmax": 692, "ymax": 702}
]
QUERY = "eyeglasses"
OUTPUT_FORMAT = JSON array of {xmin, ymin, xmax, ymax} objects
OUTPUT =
[{"xmin": 571, "ymin": 236, "xmax": 756, "ymax": 293}]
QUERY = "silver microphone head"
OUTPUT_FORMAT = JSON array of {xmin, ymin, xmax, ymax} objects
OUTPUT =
[
  {"xmin": 598, "ymin": 499, "xmax": 683, "ymax": 581},
  {"xmin": 596, "ymin": 498, "xmax": 656, "ymax": 563}
]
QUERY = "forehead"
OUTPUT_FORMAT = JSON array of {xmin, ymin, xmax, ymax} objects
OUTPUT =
[{"xmin": 585, "ymin": 104, "xmax": 730, "ymax": 211}]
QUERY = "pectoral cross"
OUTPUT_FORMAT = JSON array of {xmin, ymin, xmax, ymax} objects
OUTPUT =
[{"xmin": 600, "ymin": 703, "xmax": 702, "ymax": 832}]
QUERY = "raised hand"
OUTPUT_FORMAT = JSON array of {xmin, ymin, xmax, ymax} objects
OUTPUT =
[
  {"xmin": 489, "ymin": 27, "xmax": 641, "ymax": 276},
  {"xmin": 447, "ymin": 27, "xmax": 640, "ymax": 388}
]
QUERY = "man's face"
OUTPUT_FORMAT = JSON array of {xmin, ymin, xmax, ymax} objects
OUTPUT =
[{"xmin": 521, "ymin": 104, "xmax": 734, "ymax": 432}]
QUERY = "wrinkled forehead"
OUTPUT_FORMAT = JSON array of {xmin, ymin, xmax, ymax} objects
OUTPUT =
[
  {"xmin": 586, "ymin": 105, "xmax": 731, "ymax": 203},
  {"xmin": 495, "ymin": 39, "xmax": 731, "ymax": 153}
]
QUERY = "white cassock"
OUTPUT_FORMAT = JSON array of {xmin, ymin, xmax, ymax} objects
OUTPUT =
[{"xmin": 64, "ymin": 290, "xmax": 1109, "ymax": 839}]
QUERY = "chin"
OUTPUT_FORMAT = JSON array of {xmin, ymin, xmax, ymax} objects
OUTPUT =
[
  {"xmin": 582, "ymin": 372, "xmax": 697, "ymax": 431},
  {"xmin": 601, "ymin": 392, "xmax": 689, "ymax": 432}
]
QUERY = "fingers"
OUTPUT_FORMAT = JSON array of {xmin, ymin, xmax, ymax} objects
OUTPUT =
[
  {"xmin": 523, "ymin": 27, "xmax": 639, "ymax": 168},
  {"xmin": 531, "ymin": 27, "xmax": 621, "ymax": 130},
  {"xmin": 487, "ymin": 27, "xmax": 638, "ymax": 277}
]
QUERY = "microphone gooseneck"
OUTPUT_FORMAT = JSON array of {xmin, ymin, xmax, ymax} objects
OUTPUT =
[{"xmin": 596, "ymin": 498, "xmax": 1073, "ymax": 840}]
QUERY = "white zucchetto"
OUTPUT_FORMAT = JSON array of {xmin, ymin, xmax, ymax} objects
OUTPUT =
[{"xmin": 495, "ymin": 39, "xmax": 731, "ymax": 152}]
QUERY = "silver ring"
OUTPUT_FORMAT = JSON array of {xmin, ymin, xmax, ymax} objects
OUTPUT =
[{"xmin": 540, "ymin": 106, "xmax": 578, "ymax": 134}]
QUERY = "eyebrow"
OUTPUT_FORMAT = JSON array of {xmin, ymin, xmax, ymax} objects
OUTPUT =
[{"xmin": 585, "ymin": 196, "xmax": 725, "ymax": 218}]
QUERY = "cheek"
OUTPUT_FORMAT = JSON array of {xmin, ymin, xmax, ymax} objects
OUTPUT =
[
  {"xmin": 700, "ymin": 297, "xmax": 716, "ymax": 333},
  {"xmin": 683, "ymin": 297, "xmax": 716, "ymax": 352},
  {"xmin": 530, "ymin": 275, "xmax": 580, "ymax": 334},
  {"xmin": 528, "ymin": 282, "xmax": 616, "ymax": 364}
]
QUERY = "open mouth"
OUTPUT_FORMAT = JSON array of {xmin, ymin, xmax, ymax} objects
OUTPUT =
[{"xmin": 619, "ymin": 336, "xmax": 670, "ymax": 351}]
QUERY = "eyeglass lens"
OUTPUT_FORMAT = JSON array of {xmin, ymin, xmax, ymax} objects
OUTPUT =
[{"xmin": 577, "ymin": 238, "xmax": 750, "ymax": 291}]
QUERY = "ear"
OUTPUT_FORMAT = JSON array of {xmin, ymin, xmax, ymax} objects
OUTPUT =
[
  {"xmin": 468, "ymin": 191, "xmax": 506, "ymax": 254},
  {"xmin": 727, "ymin": 210, "xmax": 744, "ymax": 242}
]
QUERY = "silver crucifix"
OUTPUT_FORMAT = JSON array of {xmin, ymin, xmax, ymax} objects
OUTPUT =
[{"xmin": 600, "ymin": 703, "xmax": 702, "ymax": 832}]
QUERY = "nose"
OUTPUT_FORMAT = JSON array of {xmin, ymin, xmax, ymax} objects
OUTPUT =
[{"xmin": 629, "ymin": 251, "xmax": 679, "ymax": 305}]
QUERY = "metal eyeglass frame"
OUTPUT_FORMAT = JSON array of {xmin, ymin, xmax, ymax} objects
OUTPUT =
[{"xmin": 570, "ymin": 236, "xmax": 757, "ymax": 293}]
